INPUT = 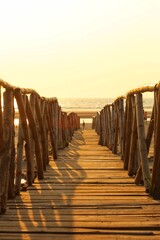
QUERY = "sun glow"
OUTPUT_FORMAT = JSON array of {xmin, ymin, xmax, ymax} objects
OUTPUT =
[{"xmin": 0, "ymin": 0, "xmax": 160, "ymax": 98}]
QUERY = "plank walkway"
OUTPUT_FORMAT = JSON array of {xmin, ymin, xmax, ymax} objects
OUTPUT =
[{"xmin": 0, "ymin": 129, "xmax": 160, "ymax": 239}]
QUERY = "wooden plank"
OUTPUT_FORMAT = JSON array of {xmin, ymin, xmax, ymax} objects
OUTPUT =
[{"xmin": 1, "ymin": 128, "xmax": 160, "ymax": 239}]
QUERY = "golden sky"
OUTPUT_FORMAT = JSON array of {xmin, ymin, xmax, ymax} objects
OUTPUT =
[{"xmin": 0, "ymin": 0, "xmax": 160, "ymax": 98}]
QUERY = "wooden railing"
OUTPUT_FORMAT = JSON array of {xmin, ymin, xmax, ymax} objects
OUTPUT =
[
  {"xmin": 0, "ymin": 79, "xmax": 80, "ymax": 214},
  {"xmin": 93, "ymin": 82, "xmax": 160, "ymax": 199}
]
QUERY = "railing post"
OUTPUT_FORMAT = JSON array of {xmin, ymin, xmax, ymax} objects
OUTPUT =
[
  {"xmin": 128, "ymin": 95, "xmax": 138, "ymax": 176},
  {"xmin": 123, "ymin": 95, "xmax": 133, "ymax": 170},
  {"xmin": 14, "ymin": 89, "xmax": 33, "ymax": 186},
  {"xmin": 135, "ymin": 93, "xmax": 150, "ymax": 192},
  {"xmin": 26, "ymin": 96, "xmax": 44, "ymax": 179},
  {"xmin": 0, "ymin": 89, "xmax": 14, "ymax": 213},
  {"xmin": 151, "ymin": 84, "xmax": 160, "ymax": 198}
]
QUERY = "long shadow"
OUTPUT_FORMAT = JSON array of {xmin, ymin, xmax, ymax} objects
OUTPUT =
[{"xmin": 7, "ymin": 129, "xmax": 87, "ymax": 239}]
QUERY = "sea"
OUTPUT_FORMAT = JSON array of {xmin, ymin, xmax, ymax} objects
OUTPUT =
[
  {"xmin": 13, "ymin": 97, "xmax": 154, "ymax": 126},
  {"xmin": 58, "ymin": 98, "xmax": 154, "ymax": 123}
]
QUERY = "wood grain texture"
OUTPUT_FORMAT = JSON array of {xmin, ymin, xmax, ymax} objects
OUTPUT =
[{"xmin": 0, "ymin": 129, "xmax": 160, "ymax": 239}]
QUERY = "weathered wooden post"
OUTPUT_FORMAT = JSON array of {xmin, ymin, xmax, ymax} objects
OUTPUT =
[
  {"xmin": 46, "ymin": 101, "xmax": 57, "ymax": 159},
  {"xmin": 29, "ymin": 94, "xmax": 36, "ymax": 177},
  {"xmin": 41, "ymin": 98, "xmax": 49, "ymax": 164},
  {"xmin": 15, "ymin": 116, "xmax": 24, "ymax": 195},
  {"xmin": 135, "ymin": 105, "xmax": 154, "ymax": 185},
  {"xmin": 128, "ymin": 95, "xmax": 138, "ymax": 176},
  {"xmin": 118, "ymin": 98, "xmax": 124, "ymax": 158},
  {"xmin": 0, "ymin": 89, "xmax": 14, "ymax": 213},
  {"xmin": 113, "ymin": 101, "xmax": 118, "ymax": 154},
  {"xmin": 135, "ymin": 93, "xmax": 151, "ymax": 192},
  {"xmin": 8, "ymin": 104, "xmax": 15, "ymax": 199},
  {"xmin": 58, "ymin": 107, "xmax": 63, "ymax": 149},
  {"xmin": 123, "ymin": 95, "xmax": 133, "ymax": 170},
  {"xmin": 111, "ymin": 104, "xmax": 115, "ymax": 152},
  {"xmin": 106, "ymin": 105, "xmax": 112, "ymax": 150},
  {"xmin": 26, "ymin": 96, "xmax": 44, "ymax": 179},
  {"xmin": 35, "ymin": 96, "xmax": 48, "ymax": 171},
  {"xmin": 145, "ymin": 106, "xmax": 154, "ymax": 153},
  {"xmin": 151, "ymin": 84, "xmax": 160, "ymax": 198},
  {"xmin": 95, "ymin": 112, "xmax": 100, "ymax": 135},
  {"xmin": 98, "ymin": 110, "xmax": 103, "ymax": 145},
  {"xmin": 14, "ymin": 89, "xmax": 33, "ymax": 186}
]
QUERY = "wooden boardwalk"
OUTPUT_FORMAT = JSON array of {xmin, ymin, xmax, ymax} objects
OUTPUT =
[{"xmin": 0, "ymin": 128, "xmax": 160, "ymax": 239}]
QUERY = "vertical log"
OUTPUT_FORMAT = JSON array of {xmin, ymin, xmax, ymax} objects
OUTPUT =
[
  {"xmin": 41, "ymin": 98, "xmax": 49, "ymax": 164},
  {"xmin": 111, "ymin": 104, "xmax": 115, "ymax": 151},
  {"xmin": 103, "ymin": 108, "xmax": 107, "ymax": 146},
  {"xmin": 0, "ymin": 89, "xmax": 14, "ymax": 213},
  {"xmin": 107, "ymin": 106, "xmax": 112, "ymax": 150},
  {"xmin": 123, "ymin": 95, "xmax": 133, "ymax": 170},
  {"xmin": 100, "ymin": 109, "xmax": 105, "ymax": 146},
  {"xmin": 104, "ymin": 106, "xmax": 109, "ymax": 147},
  {"xmin": 128, "ymin": 95, "xmax": 138, "ymax": 176},
  {"xmin": 113, "ymin": 102, "xmax": 118, "ymax": 154},
  {"xmin": 0, "ymin": 87, "xmax": 3, "ymax": 151},
  {"xmin": 0, "ymin": 86, "xmax": 3, "ymax": 212},
  {"xmin": 135, "ymin": 93, "xmax": 151, "ymax": 192},
  {"xmin": 151, "ymin": 85, "xmax": 160, "ymax": 198},
  {"xmin": 46, "ymin": 102, "xmax": 57, "ymax": 159},
  {"xmin": 118, "ymin": 99, "xmax": 124, "ymax": 158},
  {"xmin": 26, "ymin": 96, "xmax": 44, "ymax": 179},
  {"xmin": 145, "ymin": 106, "xmax": 154, "ymax": 153},
  {"xmin": 14, "ymin": 89, "xmax": 33, "ymax": 186},
  {"xmin": 134, "ymin": 105, "xmax": 154, "ymax": 184},
  {"xmin": 122, "ymin": 99, "xmax": 127, "ymax": 161},
  {"xmin": 58, "ymin": 107, "xmax": 63, "ymax": 149},
  {"xmin": 8, "ymin": 104, "xmax": 15, "ymax": 199},
  {"xmin": 29, "ymin": 94, "xmax": 36, "ymax": 178},
  {"xmin": 53, "ymin": 101, "xmax": 59, "ymax": 152},
  {"xmin": 35, "ymin": 96, "xmax": 48, "ymax": 171},
  {"xmin": 15, "ymin": 118, "xmax": 24, "ymax": 195}
]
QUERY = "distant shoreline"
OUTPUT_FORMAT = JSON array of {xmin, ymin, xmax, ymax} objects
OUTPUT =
[{"xmin": 14, "ymin": 109, "xmax": 152, "ymax": 120}]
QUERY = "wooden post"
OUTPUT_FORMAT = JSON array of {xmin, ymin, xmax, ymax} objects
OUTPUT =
[
  {"xmin": 26, "ymin": 96, "xmax": 44, "ymax": 179},
  {"xmin": 29, "ymin": 94, "xmax": 36, "ymax": 179},
  {"xmin": 0, "ymin": 89, "xmax": 14, "ymax": 213},
  {"xmin": 151, "ymin": 84, "xmax": 160, "ymax": 198},
  {"xmin": 145, "ymin": 106, "xmax": 154, "ymax": 153},
  {"xmin": 58, "ymin": 107, "xmax": 63, "ymax": 149},
  {"xmin": 46, "ymin": 102, "xmax": 57, "ymax": 159},
  {"xmin": 122, "ymin": 99, "xmax": 127, "ymax": 162},
  {"xmin": 135, "ymin": 93, "xmax": 151, "ymax": 192},
  {"xmin": 123, "ymin": 95, "xmax": 133, "ymax": 170},
  {"xmin": 53, "ymin": 101, "xmax": 59, "ymax": 152},
  {"xmin": 41, "ymin": 98, "xmax": 49, "ymax": 164},
  {"xmin": 111, "ymin": 104, "xmax": 115, "ymax": 151},
  {"xmin": 8, "ymin": 105, "xmax": 15, "ymax": 199},
  {"xmin": 14, "ymin": 89, "xmax": 33, "ymax": 186},
  {"xmin": 106, "ymin": 106, "xmax": 111, "ymax": 150},
  {"xmin": 134, "ymin": 105, "xmax": 154, "ymax": 185},
  {"xmin": 15, "ymin": 117, "xmax": 24, "ymax": 195},
  {"xmin": 104, "ymin": 106, "xmax": 109, "ymax": 147},
  {"xmin": 118, "ymin": 99, "xmax": 124, "ymax": 158},
  {"xmin": 128, "ymin": 95, "xmax": 138, "ymax": 176},
  {"xmin": 35, "ymin": 96, "xmax": 48, "ymax": 171},
  {"xmin": 98, "ymin": 110, "xmax": 103, "ymax": 145},
  {"xmin": 113, "ymin": 102, "xmax": 118, "ymax": 154},
  {"xmin": 0, "ymin": 87, "xmax": 3, "ymax": 153}
]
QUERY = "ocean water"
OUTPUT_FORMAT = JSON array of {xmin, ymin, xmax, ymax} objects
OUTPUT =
[
  {"xmin": 59, "ymin": 98, "xmax": 154, "ymax": 123},
  {"xmin": 59, "ymin": 98, "xmax": 154, "ymax": 112},
  {"xmin": 13, "ymin": 97, "xmax": 154, "ymax": 126}
]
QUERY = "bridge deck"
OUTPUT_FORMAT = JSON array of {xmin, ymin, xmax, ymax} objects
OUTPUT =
[{"xmin": 0, "ymin": 129, "xmax": 160, "ymax": 239}]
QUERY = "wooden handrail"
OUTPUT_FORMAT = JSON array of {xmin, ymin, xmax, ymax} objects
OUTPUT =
[
  {"xmin": 94, "ymin": 82, "xmax": 160, "ymax": 199},
  {"xmin": 0, "ymin": 79, "xmax": 80, "ymax": 214}
]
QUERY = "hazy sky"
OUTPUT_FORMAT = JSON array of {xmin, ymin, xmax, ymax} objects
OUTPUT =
[{"xmin": 0, "ymin": 0, "xmax": 160, "ymax": 98}]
